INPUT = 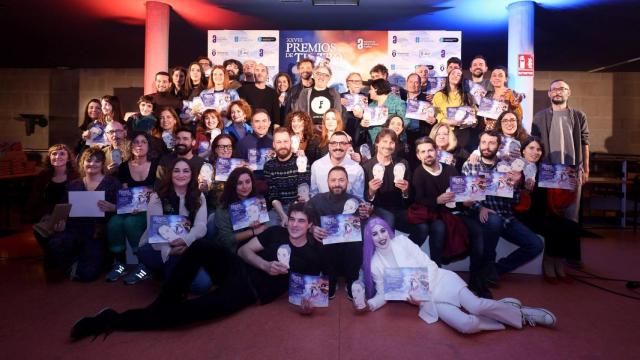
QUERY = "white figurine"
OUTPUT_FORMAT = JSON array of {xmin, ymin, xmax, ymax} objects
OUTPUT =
[
  {"xmin": 373, "ymin": 163, "xmax": 385, "ymax": 181},
  {"xmin": 393, "ymin": 163, "xmax": 406, "ymax": 183},
  {"xmin": 277, "ymin": 244, "xmax": 291, "ymax": 269}
]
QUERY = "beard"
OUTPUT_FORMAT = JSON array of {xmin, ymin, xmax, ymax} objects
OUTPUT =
[
  {"xmin": 330, "ymin": 186, "xmax": 346, "ymax": 196},
  {"xmin": 175, "ymin": 144, "xmax": 191, "ymax": 156},
  {"xmin": 422, "ymin": 157, "xmax": 436, "ymax": 167},
  {"xmin": 472, "ymin": 69, "xmax": 484, "ymax": 77},
  {"xmin": 481, "ymin": 148, "xmax": 498, "ymax": 160},
  {"xmin": 551, "ymin": 97, "xmax": 566, "ymax": 105},
  {"xmin": 276, "ymin": 147, "xmax": 291, "ymax": 159},
  {"xmin": 300, "ymin": 71, "xmax": 312, "ymax": 80}
]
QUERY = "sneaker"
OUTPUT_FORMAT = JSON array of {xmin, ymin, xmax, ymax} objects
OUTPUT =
[
  {"xmin": 105, "ymin": 262, "xmax": 127, "ymax": 282},
  {"xmin": 521, "ymin": 306, "xmax": 557, "ymax": 327},
  {"xmin": 498, "ymin": 297, "xmax": 522, "ymax": 309},
  {"xmin": 123, "ymin": 264, "xmax": 151, "ymax": 285},
  {"xmin": 70, "ymin": 308, "xmax": 118, "ymax": 341}
]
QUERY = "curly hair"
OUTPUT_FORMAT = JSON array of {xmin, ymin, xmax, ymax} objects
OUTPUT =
[
  {"xmin": 227, "ymin": 99, "xmax": 252, "ymax": 123},
  {"xmin": 285, "ymin": 111, "xmax": 316, "ymax": 143}
]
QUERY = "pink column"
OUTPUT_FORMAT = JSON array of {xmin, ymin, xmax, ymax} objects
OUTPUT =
[{"xmin": 144, "ymin": 1, "xmax": 170, "ymax": 95}]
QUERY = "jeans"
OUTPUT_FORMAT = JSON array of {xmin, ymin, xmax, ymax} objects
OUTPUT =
[
  {"xmin": 374, "ymin": 207, "xmax": 429, "ymax": 246},
  {"xmin": 137, "ymin": 244, "xmax": 213, "ymax": 294},
  {"xmin": 479, "ymin": 212, "xmax": 544, "ymax": 275}
]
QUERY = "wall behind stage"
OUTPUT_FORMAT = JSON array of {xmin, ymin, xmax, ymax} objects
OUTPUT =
[{"xmin": 0, "ymin": 69, "xmax": 638, "ymax": 156}]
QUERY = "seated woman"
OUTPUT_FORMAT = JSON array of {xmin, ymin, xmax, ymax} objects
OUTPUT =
[
  {"xmin": 360, "ymin": 217, "xmax": 556, "ymax": 334},
  {"xmin": 213, "ymin": 167, "xmax": 268, "ymax": 253},
  {"xmin": 105, "ymin": 131, "xmax": 159, "ymax": 283},
  {"xmin": 134, "ymin": 158, "xmax": 211, "ymax": 293},
  {"xmin": 48, "ymin": 147, "xmax": 120, "ymax": 282},
  {"xmin": 28, "ymin": 144, "xmax": 78, "ymax": 270},
  {"xmin": 428, "ymin": 122, "xmax": 469, "ymax": 173}
]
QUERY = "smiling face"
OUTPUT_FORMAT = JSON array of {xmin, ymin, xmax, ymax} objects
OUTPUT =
[
  {"xmin": 500, "ymin": 113, "xmax": 518, "ymax": 137},
  {"xmin": 324, "ymin": 111, "xmax": 338, "ymax": 133},
  {"xmin": 230, "ymin": 104, "xmax": 246, "ymax": 124},
  {"xmin": 87, "ymin": 101, "xmax": 102, "ymax": 120},
  {"xmin": 105, "ymin": 121, "xmax": 126, "ymax": 145},
  {"xmin": 276, "ymin": 75, "xmax": 289, "ymax": 93},
  {"xmin": 346, "ymin": 73, "xmax": 363, "ymax": 94},
  {"xmin": 470, "ymin": 58, "xmax": 488, "ymax": 78},
  {"xmin": 171, "ymin": 160, "xmax": 192, "ymax": 188},
  {"xmin": 172, "ymin": 69, "xmax": 185, "ymax": 88},
  {"xmin": 406, "ymin": 74, "xmax": 421, "ymax": 94},
  {"xmin": 214, "ymin": 137, "xmax": 233, "ymax": 158},
  {"xmin": 174, "ymin": 131, "xmax": 195, "ymax": 156},
  {"xmin": 448, "ymin": 68, "xmax": 462, "ymax": 87},
  {"xmin": 371, "ymin": 224, "xmax": 390, "ymax": 249},
  {"xmin": 50, "ymin": 149, "xmax": 69, "ymax": 168},
  {"xmin": 101, "ymin": 99, "xmax": 113, "ymax": 116},
  {"xmin": 236, "ymin": 173, "xmax": 253, "ymax": 199},
  {"xmin": 328, "ymin": 134, "xmax": 349, "ymax": 162},
  {"xmin": 298, "ymin": 61, "xmax": 313, "ymax": 80},
  {"xmin": 479, "ymin": 133, "xmax": 499, "ymax": 160},
  {"xmin": 254, "ymin": 64, "xmax": 268, "ymax": 84},
  {"xmin": 434, "ymin": 126, "xmax": 449, "ymax": 150},
  {"xmin": 189, "ymin": 64, "xmax": 202, "ymax": 84},
  {"xmin": 160, "ymin": 110, "xmax": 177, "ymax": 131},
  {"xmin": 287, "ymin": 210, "xmax": 311, "ymax": 240},
  {"xmin": 313, "ymin": 66, "xmax": 331, "ymax": 89},
  {"xmin": 490, "ymin": 69, "xmax": 507, "ymax": 89},
  {"xmin": 83, "ymin": 155, "xmax": 104, "ymax": 177},
  {"xmin": 416, "ymin": 142, "xmax": 437, "ymax": 167},
  {"xmin": 291, "ymin": 115, "xmax": 305, "ymax": 135},
  {"xmin": 416, "ymin": 65, "xmax": 428, "ymax": 84},
  {"xmin": 273, "ymin": 131, "xmax": 291, "ymax": 159},
  {"xmin": 204, "ymin": 112, "xmax": 220, "ymax": 130},
  {"xmin": 139, "ymin": 101, "xmax": 153, "ymax": 116},
  {"xmin": 522, "ymin": 140, "xmax": 543, "ymax": 163},
  {"xmin": 251, "ymin": 112, "xmax": 271, "ymax": 137},
  {"xmin": 211, "ymin": 68, "xmax": 225, "ymax": 87},
  {"xmin": 376, "ymin": 133, "xmax": 396, "ymax": 158},
  {"xmin": 155, "ymin": 74, "xmax": 171, "ymax": 92},
  {"xmin": 327, "ymin": 169, "xmax": 348, "ymax": 196},
  {"xmin": 368, "ymin": 86, "xmax": 379, "ymax": 101}
]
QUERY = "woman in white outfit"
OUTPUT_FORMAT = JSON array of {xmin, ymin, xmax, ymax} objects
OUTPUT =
[{"xmin": 360, "ymin": 217, "xmax": 556, "ymax": 334}]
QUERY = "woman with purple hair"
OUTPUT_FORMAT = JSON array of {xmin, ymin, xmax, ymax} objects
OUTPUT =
[{"xmin": 361, "ymin": 217, "xmax": 556, "ymax": 334}]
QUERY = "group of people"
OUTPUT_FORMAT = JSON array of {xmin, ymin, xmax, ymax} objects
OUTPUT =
[{"xmin": 27, "ymin": 54, "xmax": 591, "ymax": 340}]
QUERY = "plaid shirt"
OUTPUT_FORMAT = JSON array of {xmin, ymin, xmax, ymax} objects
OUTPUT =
[{"xmin": 461, "ymin": 159, "xmax": 520, "ymax": 218}]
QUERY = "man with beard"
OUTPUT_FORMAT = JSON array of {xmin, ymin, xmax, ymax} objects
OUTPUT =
[
  {"xmin": 102, "ymin": 121, "xmax": 130, "ymax": 176},
  {"xmin": 223, "ymin": 58, "xmax": 243, "ymax": 90},
  {"xmin": 156, "ymin": 127, "xmax": 205, "ymax": 184},
  {"xmin": 412, "ymin": 137, "xmax": 487, "ymax": 297},
  {"xmin": 70, "ymin": 203, "xmax": 324, "ymax": 340},
  {"xmin": 263, "ymin": 127, "xmax": 311, "ymax": 226},
  {"xmin": 147, "ymin": 71, "xmax": 183, "ymax": 114},
  {"xmin": 532, "ymin": 79, "xmax": 589, "ymax": 267},
  {"xmin": 293, "ymin": 65, "xmax": 343, "ymax": 126},
  {"xmin": 462, "ymin": 131, "xmax": 543, "ymax": 289},
  {"xmin": 238, "ymin": 63, "xmax": 281, "ymax": 129},
  {"xmin": 309, "ymin": 131, "xmax": 364, "ymax": 200},
  {"xmin": 306, "ymin": 166, "xmax": 372, "ymax": 299},
  {"xmin": 235, "ymin": 109, "xmax": 273, "ymax": 184},
  {"xmin": 468, "ymin": 55, "xmax": 491, "ymax": 90},
  {"xmin": 285, "ymin": 58, "xmax": 314, "ymax": 115}
]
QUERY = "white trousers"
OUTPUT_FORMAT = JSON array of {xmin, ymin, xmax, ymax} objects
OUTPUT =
[{"xmin": 435, "ymin": 288, "xmax": 522, "ymax": 334}]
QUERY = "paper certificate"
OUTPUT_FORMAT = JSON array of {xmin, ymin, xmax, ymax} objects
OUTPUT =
[
  {"xmin": 288, "ymin": 272, "xmax": 329, "ymax": 308},
  {"xmin": 248, "ymin": 148, "xmax": 272, "ymax": 171},
  {"xmin": 229, "ymin": 196, "xmax": 269, "ymax": 230},
  {"xmin": 481, "ymin": 171, "xmax": 514, "ymax": 199},
  {"xmin": 366, "ymin": 106, "xmax": 389, "ymax": 127},
  {"xmin": 148, "ymin": 215, "xmax": 191, "ymax": 244},
  {"xmin": 437, "ymin": 150, "xmax": 454, "ymax": 165},
  {"xmin": 383, "ymin": 267, "xmax": 430, "ymax": 301},
  {"xmin": 214, "ymin": 158, "xmax": 245, "ymax": 182},
  {"xmin": 406, "ymin": 99, "xmax": 434, "ymax": 121},
  {"xmin": 343, "ymin": 94, "xmax": 367, "ymax": 112},
  {"xmin": 116, "ymin": 186, "xmax": 153, "ymax": 214},
  {"xmin": 449, "ymin": 176, "xmax": 486, "ymax": 202},
  {"xmin": 320, "ymin": 214, "xmax": 362, "ymax": 245},
  {"xmin": 425, "ymin": 77, "xmax": 446, "ymax": 95},
  {"xmin": 469, "ymin": 82, "xmax": 487, "ymax": 105},
  {"xmin": 85, "ymin": 123, "xmax": 107, "ymax": 146},
  {"xmin": 538, "ymin": 164, "xmax": 578, "ymax": 191},
  {"xmin": 446, "ymin": 106, "xmax": 477, "ymax": 128},
  {"xmin": 497, "ymin": 137, "xmax": 522, "ymax": 163},
  {"xmin": 477, "ymin": 98, "xmax": 506, "ymax": 119},
  {"xmin": 69, "ymin": 191, "xmax": 105, "ymax": 217}
]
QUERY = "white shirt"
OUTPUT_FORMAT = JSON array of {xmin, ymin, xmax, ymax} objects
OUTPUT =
[{"xmin": 309, "ymin": 153, "xmax": 365, "ymax": 200}]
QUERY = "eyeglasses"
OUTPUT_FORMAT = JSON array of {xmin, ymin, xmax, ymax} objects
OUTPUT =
[
  {"xmin": 106, "ymin": 130, "xmax": 125, "ymax": 135},
  {"xmin": 329, "ymin": 141, "xmax": 349, "ymax": 146},
  {"xmin": 550, "ymin": 87, "xmax": 569, "ymax": 93},
  {"xmin": 216, "ymin": 145, "xmax": 233, "ymax": 150},
  {"xmin": 347, "ymin": 79, "xmax": 362, "ymax": 84},
  {"xmin": 315, "ymin": 72, "xmax": 331, "ymax": 78}
]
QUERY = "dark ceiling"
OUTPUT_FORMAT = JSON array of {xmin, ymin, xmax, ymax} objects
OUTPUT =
[{"xmin": 2, "ymin": 0, "xmax": 639, "ymax": 71}]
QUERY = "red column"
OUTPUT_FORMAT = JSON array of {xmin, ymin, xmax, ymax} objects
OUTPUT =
[{"xmin": 144, "ymin": 1, "xmax": 170, "ymax": 95}]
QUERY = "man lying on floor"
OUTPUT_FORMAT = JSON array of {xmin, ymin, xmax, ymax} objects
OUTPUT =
[{"xmin": 71, "ymin": 202, "xmax": 322, "ymax": 340}]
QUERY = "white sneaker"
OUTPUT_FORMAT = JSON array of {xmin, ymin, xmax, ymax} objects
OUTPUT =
[
  {"xmin": 498, "ymin": 297, "xmax": 522, "ymax": 309},
  {"xmin": 521, "ymin": 306, "xmax": 557, "ymax": 327}
]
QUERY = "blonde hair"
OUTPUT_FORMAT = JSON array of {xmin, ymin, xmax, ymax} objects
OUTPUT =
[{"xmin": 429, "ymin": 122, "xmax": 458, "ymax": 152}]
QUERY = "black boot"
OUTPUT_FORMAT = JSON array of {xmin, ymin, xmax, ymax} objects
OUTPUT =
[
  {"xmin": 468, "ymin": 272, "xmax": 493, "ymax": 299},
  {"xmin": 70, "ymin": 308, "xmax": 118, "ymax": 341}
]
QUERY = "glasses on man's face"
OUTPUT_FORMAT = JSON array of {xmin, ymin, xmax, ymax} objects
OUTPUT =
[
  {"xmin": 315, "ymin": 72, "xmax": 330, "ymax": 78},
  {"xmin": 550, "ymin": 87, "xmax": 569, "ymax": 93},
  {"xmin": 106, "ymin": 130, "xmax": 125, "ymax": 135},
  {"xmin": 347, "ymin": 79, "xmax": 362, "ymax": 84},
  {"xmin": 329, "ymin": 141, "xmax": 349, "ymax": 146},
  {"xmin": 216, "ymin": 145, "xmax": 233, "ymax": 150}
]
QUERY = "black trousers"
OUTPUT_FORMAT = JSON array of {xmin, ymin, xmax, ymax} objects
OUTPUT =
[
  {"xmin": 114, "ymin": 240, "xmax": 257, "ymax": 331},
  {"xmin": 322, "ymin": 241, "xmax": 363, "ymax": 289},
  {"xmin": 516, "ymin": 212, "xmax": 581, "ymax": 259}
]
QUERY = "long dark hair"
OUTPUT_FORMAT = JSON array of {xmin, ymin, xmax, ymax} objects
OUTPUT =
[
  {"xmin": 219, "ymin": 167, "xmax": 256, "ymax": 208},
  {"xmin": 496, "ymin": 110, "xmax": 528, "ymax": 144},
  {"xmin": 100, "ymin": 95, "xmax": 124, "ymax": 124},
  {"xmin": 156, "ymin": 158, "xmax": 202, "ymax": 216},
  {"xmin": 439, "ymin": 69, "xmax": 473, "ymax": 106},
  {"xmin": 209, "ymin": 133, "xmax": 235, "ymax": 162},
  {"xmin": 184, "ymin": 62, "xmax": 206, "ymax": 97},
  {"xmin": 129, "ymin": 131, "xmax": 158, "ymax": 161},
  {"xmin": 80, "ymin": 98, "xmax": 101, "ymax": 131}
]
